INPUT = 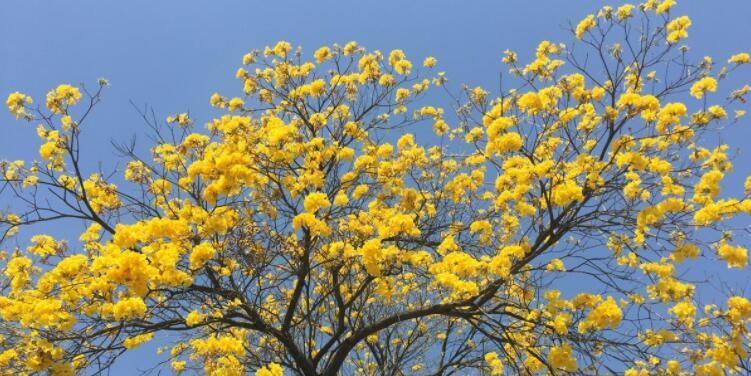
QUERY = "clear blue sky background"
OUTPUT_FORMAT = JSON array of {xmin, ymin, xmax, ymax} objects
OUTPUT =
[{"xmin": 2, "ymin": 1, "xmax": 751, "ymax": 374}]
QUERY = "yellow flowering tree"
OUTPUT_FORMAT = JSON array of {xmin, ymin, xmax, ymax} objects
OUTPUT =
[{"xmin": 2, "ymin": 1, "xmax": 751, "ymax": 375}]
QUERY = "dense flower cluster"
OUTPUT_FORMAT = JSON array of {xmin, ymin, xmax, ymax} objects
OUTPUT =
[{"xmin": 1, "ymin": 1, "xmax": 750, "ymax": 375}]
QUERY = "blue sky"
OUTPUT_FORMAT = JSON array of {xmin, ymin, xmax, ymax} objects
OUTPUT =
[
  {"xmin": 2, "ymin": 0, "xmax": 750, "ymax": 180},
  {"xmin": 2, "ymin": 1, "xmax": 751, "ymax": 374}
]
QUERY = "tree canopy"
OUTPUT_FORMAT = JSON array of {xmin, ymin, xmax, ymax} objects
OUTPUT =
[{"xmin": 2, "ymin": 1, "xmax": 751, "ymax": 375}]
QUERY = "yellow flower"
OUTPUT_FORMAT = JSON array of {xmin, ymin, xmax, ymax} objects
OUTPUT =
[
  {"xmin": 394, "ymin": 59, "xmax": 412, "ymax": 75},
  {"xmin": 166, "ymin": 113, "xmax": 192, "ymax": 127},
  {"xmin": 423, "ymin": 56, "xmax": 437, "ymax": 68},
  {"xmin": 209, "ymin": 92, "xmax": 225, "ymax": 107},
  {"xmin": 388, "ymin": 49, "xmax": 405, "ymax": 66},
  {"xmin": 578, "ymin": 296, "xmax": 623, "ymax": 332},
  {"xmin": 484, "ymin": 352, "xmax": 503, "ymax": 375},
  {"xmin": 728, "ymin": 52, "xmax": 750, "ymax": 65},
  {"xmin": 342, "ymin": 41, "xmax": 358, "ymax": 55},
  {"xmin": 575, "ymin": 14, "xmax": 596, "ymax": 39},
  {"xmin": 388, "ymin": 49, "xmax": 412, "ymax": 75},
  {"xmin": 228, "ymin": 97, "xmax": 244, "ymax": 112},
  {"xmin": 190, "ymin": 243, "xmax": 216, "ymax": 270},
  {"xmin": 616, "ymin": 4, "xmax": 635, "ymax": 21},
  {"xmin": 185, "ymin": 311, "xmax": 205, "ymax": 326},
  {"xmin": 172, "ymin": 361, "xmax": 186, "ymax": 372},
  {"xmin": 303, "ymin": 192, "xmax": 331, "ymax": 213},
  {"xmin": 517, "ymin": 92, "xmax": 543, "ymax": 114},
  {"xmin": 726, "ymin": 296, "xmax": 751, "ymax": 322},
  {"xmin": 489, "ymin": 132, "xmax": 523, "ymax": 155},
  {"xmin": 717, "ymin": 243, "xmax": 748, "ymax": 269},
  {"xmin": 548, "ymin": 343, "xmax": 577, "ymax": 372},
  {"xmin": 265, "ymin": 116, "xmax": 296, "ymax": 146},
  {"xmin": 242, "ymin": 52, "xmax": 255, "ymax": 65},
  {"xmin": 5, "ymin": 256, "xmax": 33, "ymax": 292},
  {"xmin": 655, "ymin": 0, "xmax": 676, "ymax": 14},
  {"xmin": 333, "ymin": 191, "xmax": 349, "ymax": 206},
  {"xmin": 669, "ymin": 301, "xmax": 696, "ymax": 328},
  {"xmin": 272, "ymin": 41, "xmax": 292, "ymax": 58},
  {"xmin": 689, "ymin": 76, "xmax": 717, "ymax": 99},
  {"xmin": 6, "ymin": 91, "xmax": 32, "ymax": 119},
  {"xmin": 551, "ymin": 180, "xmax": 584, "ymax": 207},
  {"xmin": 546, "ymin": 258, "xmax": 566, "ymax": 272},
  {"xmin": 123, "ymin": 333, "xmax": 153, "ymax": 349},
  {"xmin": 256, "ymin": 363, "xmax": 283, "ymax": 376},
  {"xmin": 45, "ymin": 84, "xmax": 82, "ymax": 114},
  {"xmin": 27, "ymin": 234, "xmax": 61, "ymax": 257},
  {"xmin": 666, "ymin": 16, "xmax": 691, "ymax": 44},
  {"xmin": 314, "ymin": 46, "xmax": 332, "ymax": 63},
  {"xmin": 501, "ymin": 49, "xmax": 517, "ymax": 64},
  {"xmin": 112, "ymin": 297, "xmax": 147, "ymax": 321},
  {"xmin": 292, "ymin": 213, "xmax": 330, "ymax": 236}
]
